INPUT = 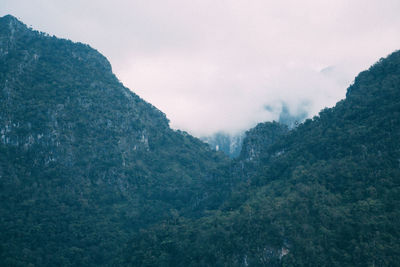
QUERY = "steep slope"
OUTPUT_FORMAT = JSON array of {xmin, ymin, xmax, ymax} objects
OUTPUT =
[
  {"xmin": 126, "ymin": 52, "xmax": 400, "ymax": 266},
  {"xmin": 201, "ymin": 105, "xmax": 304, "ymax": 159},
  {"xmin": 238, "ymin": 121, "xmax": 289, "ymax": 163},
  {"xmin": 0, "ymin": 15, "xmax": 231, "ymax": 266}
]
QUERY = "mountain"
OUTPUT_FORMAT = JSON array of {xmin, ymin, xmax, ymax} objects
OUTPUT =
[
  {"xmin": 2, "ymin": 14, "xmax": 400, "ymax": 267},
  {"xmin": 238, "ymin": 121, "xmax": 289, "ymax": 162},
  {"xmin": 201, "ymin": 132, "xmax": 244, "ymax": 158},
  {"xmin": 125, "ymin": 51, "xmax": 400, "ymax": 266},
  {"xmin": 0, "ymin": 15, "xmax": 231, "ymax": 266},
  {"xmin": 202, "ymin": 103, "xmax": 306, "ymax": 159}
]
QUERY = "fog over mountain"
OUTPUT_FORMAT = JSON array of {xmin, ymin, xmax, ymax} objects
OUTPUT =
[
  {"xmin": 1, "ymin": 14, "xmax": 400, "ymax": 266},
  {"xmin": 2, "ymin": 0, "xmax": 400, "ymax": 136}
]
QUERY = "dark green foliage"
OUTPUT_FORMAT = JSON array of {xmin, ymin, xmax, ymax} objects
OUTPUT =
[
  {"xmin": 0, "ymin": 15, "xmax": 231, "ymax": 266},
  {"xmin": 125, "ymin": 51, "xmax": 400, "ymax": 266},
  {"xmin": 2, "ymin": 14, "xmax": 400, "ymax": 266},
  {"xmin": 239, "ymin": 121, "xmax": 289, "ymax": 162}
]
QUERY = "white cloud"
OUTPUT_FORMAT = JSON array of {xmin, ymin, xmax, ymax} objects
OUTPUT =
[{"xmin": 2, "ymin": 0, "xmax": 400, "ymax": 136}]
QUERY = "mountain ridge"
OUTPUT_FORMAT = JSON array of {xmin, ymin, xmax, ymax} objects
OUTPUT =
[
  {"xmin": 1, "ymin": 14, "xmax": 400, "ymax": 266},
  {"xmin": 0, "ymin": 15, "xmax": 231, "ymax": 266},
  {"xmin": 124, "ymin": 50, "xmax": 400, "ymax": 266}
]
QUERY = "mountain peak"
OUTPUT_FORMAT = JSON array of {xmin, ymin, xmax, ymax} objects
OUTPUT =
[
  {"xmin": 1, "ymin": 14, "xmax": 19, "ymax": 22},
  {"xmin": 0, "ymin": 14, "xmax": 27, "ymax": 32},
  {"xmin": 0, "ymin": 14, "xmax": 114, "ymax": 74},
  {"xmin": 0, "ymin": 16, "xmax": 232, "ymax": 265}
]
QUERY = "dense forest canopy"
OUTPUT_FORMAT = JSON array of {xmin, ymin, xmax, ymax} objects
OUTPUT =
[{"xmin": 1, "ymin": 15, "xmax": 399, "ymax": 266}]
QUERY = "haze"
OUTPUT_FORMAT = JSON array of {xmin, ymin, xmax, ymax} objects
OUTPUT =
[{"xmin": 2, "ymin": 0, "xmax": 400, "ymax": 136}]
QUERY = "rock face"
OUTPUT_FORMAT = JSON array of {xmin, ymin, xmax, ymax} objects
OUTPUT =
[{"xmin": 0, "ymin": 15, "xmax": 229, "ymax": 266}]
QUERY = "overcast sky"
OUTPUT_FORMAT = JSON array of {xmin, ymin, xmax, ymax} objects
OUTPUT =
[{"xmin": 2, "ymin": 1, "xmax": 400, "ymax": 136}]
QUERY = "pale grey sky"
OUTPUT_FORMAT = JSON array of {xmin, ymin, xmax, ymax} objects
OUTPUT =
[{"xmin": 2, "ymin": 0, "xmax": 400, "ymax": 136}]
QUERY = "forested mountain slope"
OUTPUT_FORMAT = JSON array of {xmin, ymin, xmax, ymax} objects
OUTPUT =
[
  {"xmin": 126, "ymin": 52, "xmax": 400, "ymax": 266},
  {"xmin": 0, "ymin": 15, "xmax": 231, "ymax": 266},
  {"xmin": 2, "ymin": 14, "xmax": 400, "ymax": 267}
]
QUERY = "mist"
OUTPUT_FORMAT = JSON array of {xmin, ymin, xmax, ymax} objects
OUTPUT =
[{"xmin": 2, "ymin": 0, "xmax": 400, "ymax": 136}]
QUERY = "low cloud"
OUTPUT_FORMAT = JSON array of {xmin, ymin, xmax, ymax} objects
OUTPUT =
[{"xmin": 2, "ymin": 0, "xmax": 400, "ymax": 136}]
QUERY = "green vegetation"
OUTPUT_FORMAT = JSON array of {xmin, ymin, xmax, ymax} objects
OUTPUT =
[
  {"xmin": 1, "ymin": 15, "xmax": 400, "ymax": 266},
  {"xmin": 0, "ymin": 15, "xmax": 231, "ymax": 266},
  {"xmin": 125, "ymin": 51, "xmax": 400, "ymax": 266}
]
